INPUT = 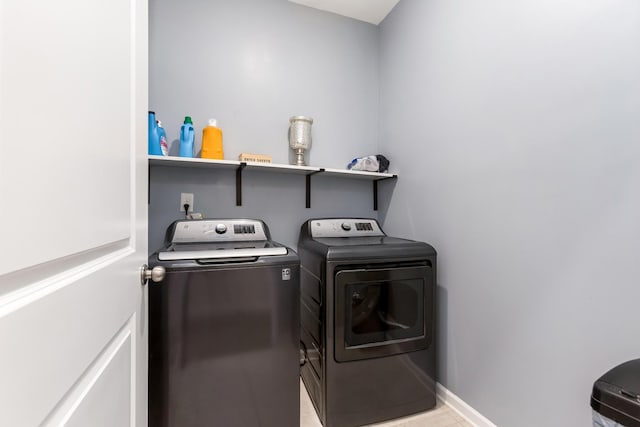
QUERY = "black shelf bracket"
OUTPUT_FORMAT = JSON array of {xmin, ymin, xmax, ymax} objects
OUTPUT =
[
  {"xmin": 236, "ymin": 162, "xmax": 247, "ymax": 206},
  {"xmin": 149, "ymin": 158, "xmax": 397, "ymax": 211},
  {"xmin": 373, "ymin": 175, "xmax": 397, "ymax": 211},
  {"xmin": 305, "ymin": 169, "xmax": 325, "ymax": 208}
]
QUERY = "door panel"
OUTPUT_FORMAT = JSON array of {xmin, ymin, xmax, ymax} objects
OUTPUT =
[
  {"xmin": 47, "ymin": 321, "xmax": 133, "ymax": 427},
  {"xmin": 0, "ymin": 0, "xmax": 135, "ymax": 275},
  {"xmin": 0, "ymin": 253, "xmax": 137, "ymax": 425},
  {"xmin": 0, "ymin": 0, "xmax": 148, "ymax": 424}
]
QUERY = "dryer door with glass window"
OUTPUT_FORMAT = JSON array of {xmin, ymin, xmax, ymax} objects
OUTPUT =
[{"xmin": 334, "ymin": 264, "xmax": 434, "ymax": 362}]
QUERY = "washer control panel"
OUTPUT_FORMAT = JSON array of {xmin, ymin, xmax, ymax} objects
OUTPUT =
[
  {"xmin": 310, "ymin": 219, "xmax": 384, "ymax": 238},
  {"xmin": 171, "ymin": 219, "xmax": 267, "ymax": 243}
]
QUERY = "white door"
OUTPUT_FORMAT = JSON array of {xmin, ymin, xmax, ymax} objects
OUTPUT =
[{"xmin": 0, "ymin": 0, "xmax": 148, "ymax": 425}]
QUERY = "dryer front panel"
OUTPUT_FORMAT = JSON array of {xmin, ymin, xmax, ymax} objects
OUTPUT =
[{"xmin": 334, "ymin": 264, "xmax": 434, "ymax": 362}]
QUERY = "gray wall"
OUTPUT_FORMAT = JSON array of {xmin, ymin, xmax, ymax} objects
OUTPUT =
[
  {"xmin": 148, "ymin": 0, "xmax": 382, "ymax": 250},
  {"xmin": 149, "ymin": 0, "xmax": 378, "ymax": 167},
  {"xmin": 379, "ymin": 0, "xmax": 640, "ymax": 426},
  {"xmin": 148, "ymin": 166, "xmax": 384, "ymax": 251}
]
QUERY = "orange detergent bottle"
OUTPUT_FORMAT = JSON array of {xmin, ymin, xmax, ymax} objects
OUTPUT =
[{"xmin": 201, "ymin": 118, "xmax": 224, "ymax": 160}]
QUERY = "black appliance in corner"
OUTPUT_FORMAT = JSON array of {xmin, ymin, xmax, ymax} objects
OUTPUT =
[
  {"xmin": 298, "ymin": 218, "xmax": 437, "ymax": 427},
  {"xmin": 591, "ymin": 359, "xmax": 640, "ymax": 427},
  {"xmin": 148, "ymin": 219, "xmax": 300, "ymax": 427}
]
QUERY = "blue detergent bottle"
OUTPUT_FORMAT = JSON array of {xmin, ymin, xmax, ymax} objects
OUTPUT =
[
  {"xmin": 179, "ymin": 116, "xmax": 195, "ymax": 158},
  {"xmin": 157, "ymin": 120, "xmax": 168, "ymax": 156},
  {"xmin": 148, "ymin": 111, "xmax": 163, "ymax": 155}
]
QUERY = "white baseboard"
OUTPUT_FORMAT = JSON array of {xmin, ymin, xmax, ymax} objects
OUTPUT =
[{"xmin": 436, "ymin": 383, "xmax": 497, "ymax": 427}]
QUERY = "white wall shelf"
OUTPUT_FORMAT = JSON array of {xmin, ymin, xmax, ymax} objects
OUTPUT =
[{"xmin": 148, "ymin": 155, "xmax": 397, "ymax": 209}]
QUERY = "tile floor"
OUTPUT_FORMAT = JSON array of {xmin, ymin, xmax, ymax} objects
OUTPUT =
[{"xmin": 300, "ymin": 380, "xmax": 474, "ymax": 427}]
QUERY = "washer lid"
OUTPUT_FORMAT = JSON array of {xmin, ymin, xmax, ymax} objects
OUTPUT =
[{"xmin": 158, "ymin": 246, "xmax": 287, "ymax": 261}]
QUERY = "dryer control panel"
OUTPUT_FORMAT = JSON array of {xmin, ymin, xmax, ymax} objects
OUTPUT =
[{"xmin": 310, "ymin": 218, "xmax": 385, "ymax": 238}]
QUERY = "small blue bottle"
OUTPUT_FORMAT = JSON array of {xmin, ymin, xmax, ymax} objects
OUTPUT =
[
  {"xmin": 179, "ymin": 116, "xmax": 195, "ymax": 158},
  {"xmin": 148, "ymin": 111, "xmax": 163, "ymax": 155},
  {"xmin": 157, "ymin": 120, "xmax": 168, "ymax": 156}
]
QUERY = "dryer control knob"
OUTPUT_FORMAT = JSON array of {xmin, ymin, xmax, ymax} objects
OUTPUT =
[
  {"xmin": 215, "ymin": 223, "xmax": 227, "ymax": 234},
  {"xmin": 341, "ymin": 223, "xmax": 351, "ymax": 231}
]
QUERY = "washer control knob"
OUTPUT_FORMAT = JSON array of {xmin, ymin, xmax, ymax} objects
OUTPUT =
[
  {"xmin": 341, "ymin": 222, "xmax": 351, "ymax": 231},
  {"xmin": 215, "ymin": 223, "xmax": 227, "ymax": 234}
]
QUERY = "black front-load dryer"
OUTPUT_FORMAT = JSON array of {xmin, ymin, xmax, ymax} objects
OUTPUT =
[{"xmin": 298, "ymin": 218, "xmax": 437, "ymax": 427}]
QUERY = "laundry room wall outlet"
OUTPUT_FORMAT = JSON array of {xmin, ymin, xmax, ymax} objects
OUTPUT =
[{"xmin": 179, "ymin": 193, "xmax": 194, "ymax": 213}]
